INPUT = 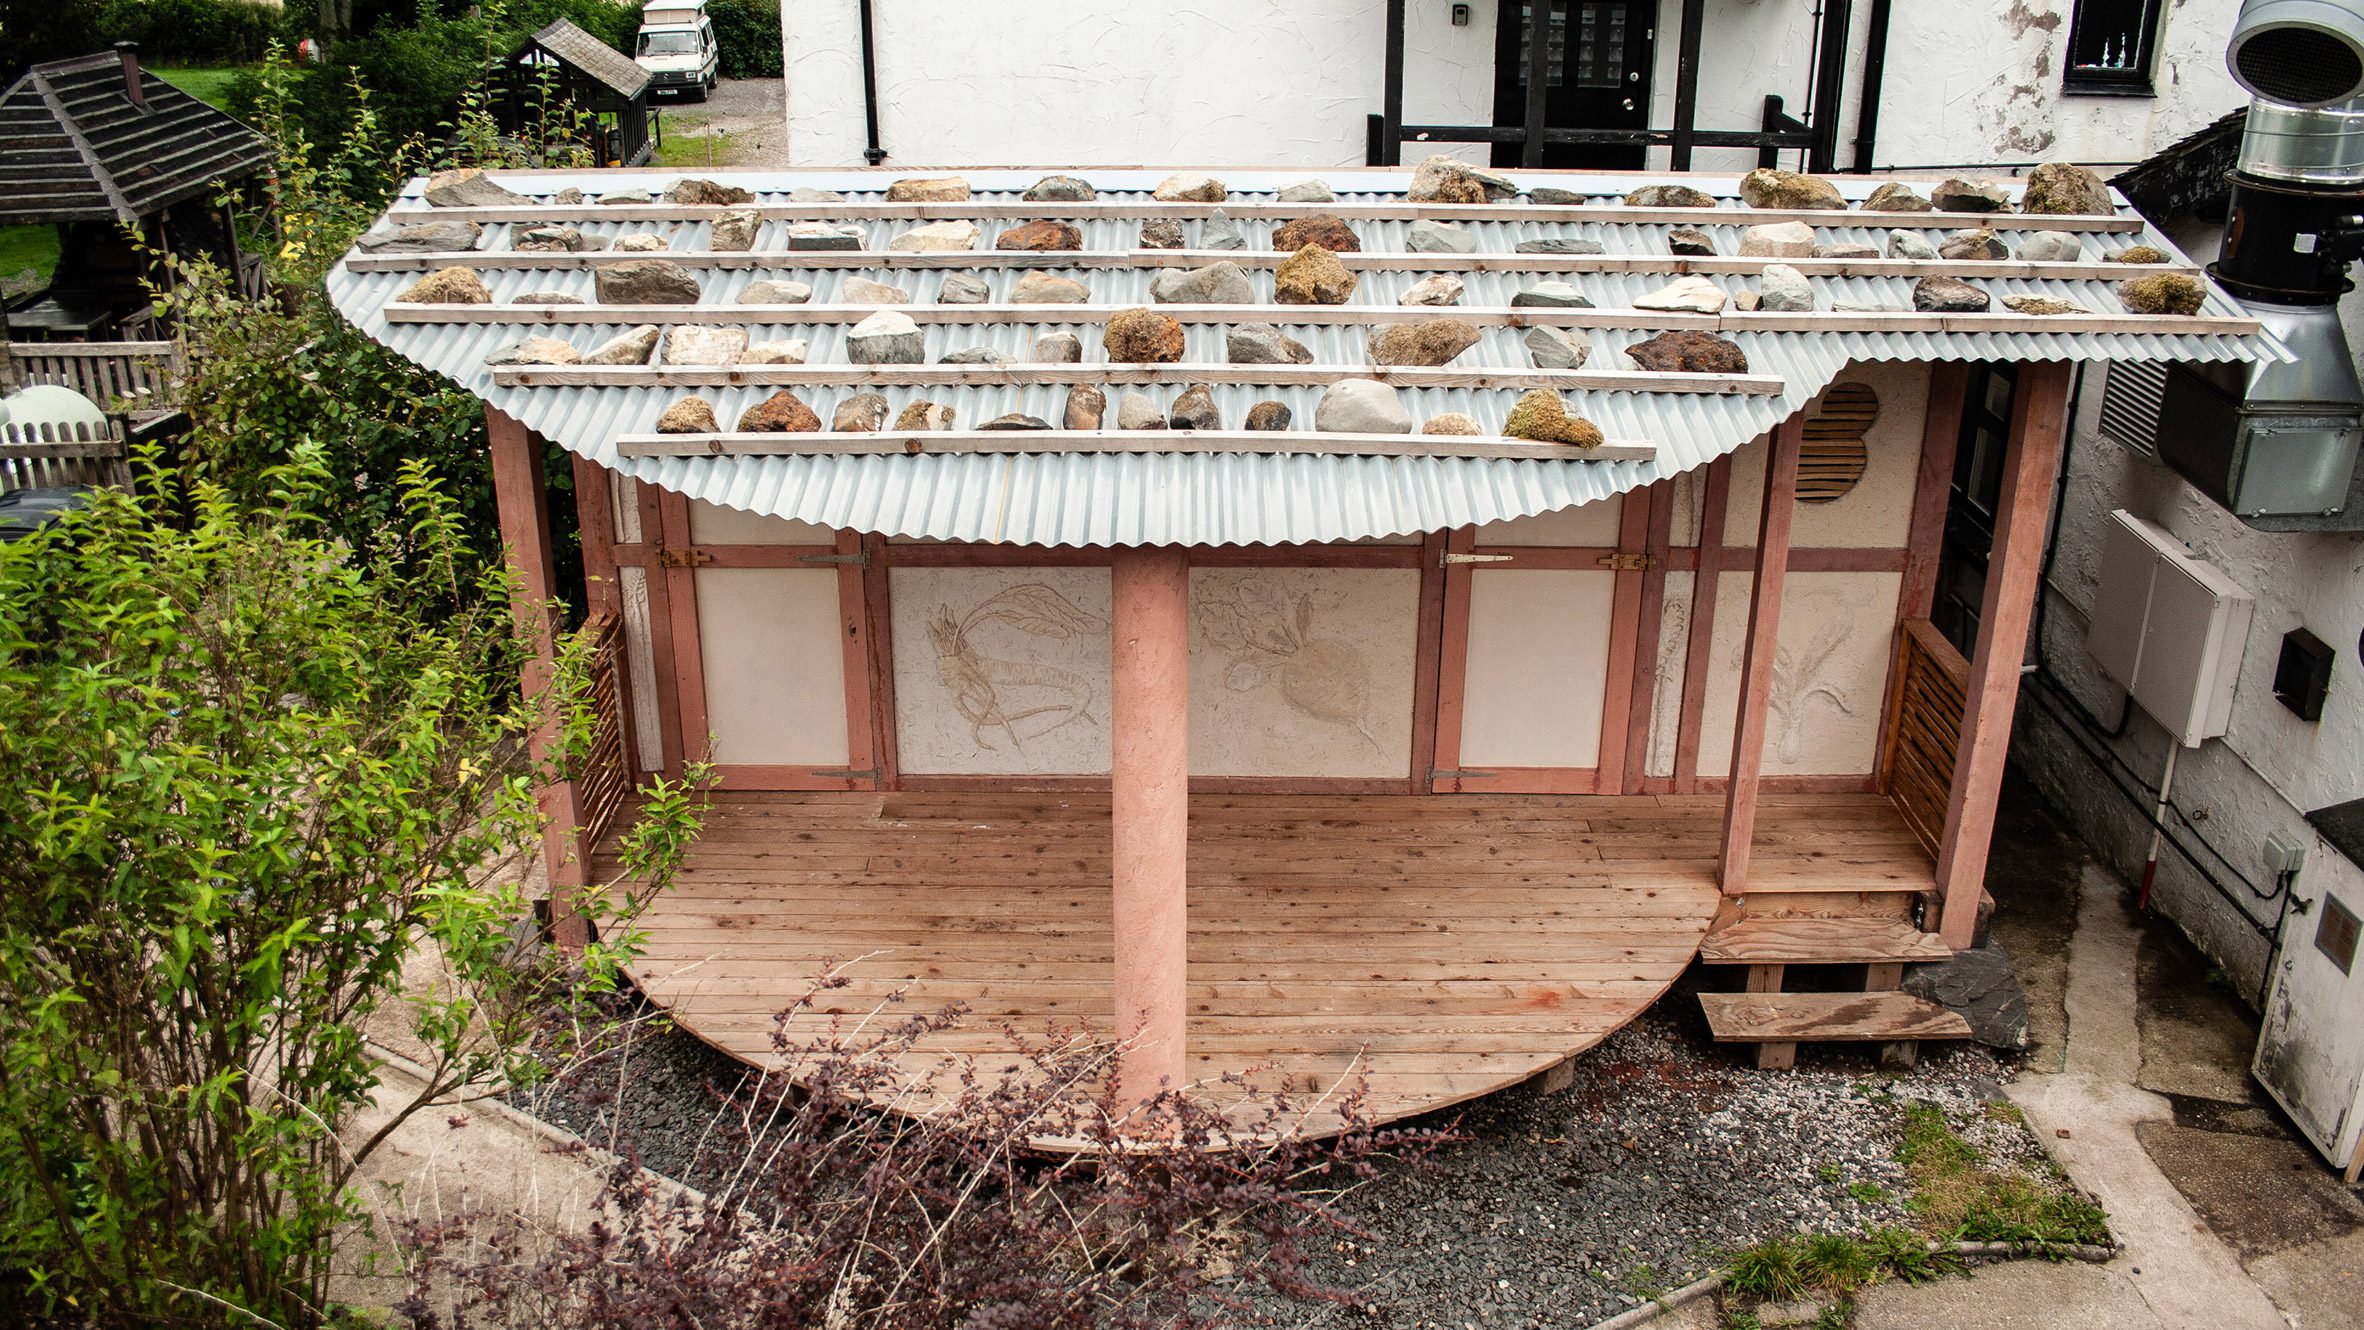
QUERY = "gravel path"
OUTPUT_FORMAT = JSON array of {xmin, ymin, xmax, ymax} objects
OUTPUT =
[{"xmin": 513, "ymin": 984, "xmax": 2047, "ymax": 1329}]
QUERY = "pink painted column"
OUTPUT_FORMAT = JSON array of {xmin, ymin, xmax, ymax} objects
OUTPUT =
[
  {"xmin": 1718, "ymin": 415, "xmax": 1805, "ymax": 895},
  {"xmin": 488, "ymin": 407, "xmax": 590, "ymax": 947},
  {"xmin": 1110, "ymin": 545, "xmax": 1191, "ymax": 1107}
]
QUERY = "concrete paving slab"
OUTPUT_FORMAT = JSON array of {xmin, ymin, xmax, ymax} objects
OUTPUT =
[
  {"xmin": 1853, "ymin": 1259, "xmax": 2167, "ymax": 1330},
  {"xmin": 2247, "ymin": 1227, "xmax": 2364, "ymax": 1330},
  {"xmin": 2138, "ymin": 1121, "xmax": 2364, "ymax": 1260},
  {"xmin": 2136, "ymin": 923, "xmax": 2270, "ymax": 1107}
]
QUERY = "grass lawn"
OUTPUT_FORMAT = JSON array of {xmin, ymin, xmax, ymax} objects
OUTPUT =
[
  {"xmin": 0, "ymin": 225, "xmax": 61, "ymax": 290},
  {"xmin": 153, "ymin": 66, "xmax": 249, "ymax": 112}
]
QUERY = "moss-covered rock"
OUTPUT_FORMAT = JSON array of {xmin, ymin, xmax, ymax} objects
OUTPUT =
[
  {"xmin": 1103, "ymin": 308, "xmax": 1187, "ymax": 363},
  {"xmin": 2021, "ymin": 161, "xmax": 2114, "ymax": 215},
  {"xmin": 2116, "ymin": 273, "xmax": 2204, "ymax": 315},
  {"xmin": 1502, "ymin": 390, "xmax": 1605, "ymax": 447},
  {"xmin": 2110, "ymin": 245, "xmax": 2170, "ymax": 264},
  {"xmin": 1274, "ymin": 245, "xmax": 1357, "ymax": 305},
  {"xmin": 1738, "ymin": 168, "xmax": 1845, "ymax": 210}
]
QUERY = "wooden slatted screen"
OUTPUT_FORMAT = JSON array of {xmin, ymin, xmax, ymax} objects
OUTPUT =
[
  {"xmin": 1798, "ymin": 381, "xmax": 1877, "ymax": 503},
  {"xmin": 1879, "ymin": 618, "xmax": 1968, "ymax": 856},
  {"xmin": 0, "ymin": 416, "xmax": 131, "ymax": 494},
  {"xmin": 573, "ymin": 610, "xmax": 632, "ymax": 851}
]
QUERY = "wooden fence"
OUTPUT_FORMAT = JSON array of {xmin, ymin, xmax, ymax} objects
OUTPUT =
[
  {"xmin": 1, "ymin": 416, "xmax": 132, "ymax": 494},
  {"xmin": 1880, "ymin": 618, "xmax": 1969, "ymax": 857},
  {"xmin": 573, "ymin": 610, "xmax": 633, "ymax": 853},
  {"xmin": 9, "ymin": 341, "xmax": 183, "ymax": 413}
]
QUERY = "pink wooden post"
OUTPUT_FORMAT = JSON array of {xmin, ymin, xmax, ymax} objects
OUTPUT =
[
  {"xmin": 1934, "ymin": 362, "xmax": 2074, "ymax": 947},
  {"xmin": 1718, "ymin": 416, "xmax": 1805, "ymax": 895},
  {"xmin": 488, "ymin": 408, "xmax": 589, "ymax": 947},
  {"xmin": 1110, "ymin": 545, "xmax": 1190, "ymax": 1107}
]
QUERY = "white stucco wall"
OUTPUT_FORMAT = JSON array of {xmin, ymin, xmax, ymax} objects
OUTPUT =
[
  {"xmin": 784, "ymin": 0, "xmax": 1495, "ymax": 168},
  {"xmin": 2011, "ymin": 216, "xmax": 2364, "ymax": 1017}
]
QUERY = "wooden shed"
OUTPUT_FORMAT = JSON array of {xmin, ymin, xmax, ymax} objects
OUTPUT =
[
  {"xmin": 329, "ymin": 165, "xmax": 2275, "ymax": 1138},
  {"xmin": 505, "ymin": 20, "xmax": 655, "ymax": 169},
  {"xmin": 0, "ymin": 44, "xmax": 271, "ymax": 338}
]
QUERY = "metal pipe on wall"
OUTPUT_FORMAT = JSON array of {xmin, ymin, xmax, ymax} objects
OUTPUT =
[
  {"xmin": 1850, "ymin": 0, "xmax": 1891, "ymax": 170},
  {"xmin": 857, "ymin": 0, "xmax": 886, "ymax": 164}
]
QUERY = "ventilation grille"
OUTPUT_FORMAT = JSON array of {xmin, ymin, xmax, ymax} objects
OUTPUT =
[
  {"xmin": 2099, "ymin": 360, "xmax": 2170, "ymax": 460},
  {"xmin": 2235, "ymin": 27, "xmax": 2364, "ymax": 106}
]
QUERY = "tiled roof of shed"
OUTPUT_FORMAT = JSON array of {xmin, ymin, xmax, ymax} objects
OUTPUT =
[
  {"xmin": 0, "ymin": 51, "xmax": 273, "ymax": 225},
  {"xmin": 327, "ymin": 166, "xmax": 2279, "ymax": 547},
  {"xmin": 524, "ymin": 19, "xmax": 651, "ymax": 101}
]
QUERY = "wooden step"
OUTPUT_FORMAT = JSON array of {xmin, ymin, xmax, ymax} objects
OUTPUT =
[
  {"xmin": 1699, "ymin": 916, "xmax": 1952, "ymax": 966},
  {"xmin": 1697, "ymin": 991, "xmax": 1972, "ymax": 1044}
]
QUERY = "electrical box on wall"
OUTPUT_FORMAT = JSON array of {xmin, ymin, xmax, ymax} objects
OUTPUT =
[{"xmin": 2086, "ymin": 510, "xmax": 2257, "ymax": 747}]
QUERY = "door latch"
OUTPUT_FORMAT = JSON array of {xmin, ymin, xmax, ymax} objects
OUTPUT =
[
  {"xmin": 657, "ymin": 547, "xmax": 714, "ymax": 568},
  {"xmin": 1597, "ymin": 552, "xmax": 1657, "ymax": 571}
]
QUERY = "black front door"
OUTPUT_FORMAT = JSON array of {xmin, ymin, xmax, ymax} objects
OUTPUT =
[{"xmin": 1491, "ymin": 0, "xmax": 1655, "ymax": 169}]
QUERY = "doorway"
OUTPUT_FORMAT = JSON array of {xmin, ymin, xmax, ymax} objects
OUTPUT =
[{"xmin": 1491, "ymin": 0, "xmax": 1656, "ymax": 169}]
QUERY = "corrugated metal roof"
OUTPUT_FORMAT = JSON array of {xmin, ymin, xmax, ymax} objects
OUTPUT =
[{"xmin": 328, "ymin": 166, "xmax": 2282, "ymax": 547}]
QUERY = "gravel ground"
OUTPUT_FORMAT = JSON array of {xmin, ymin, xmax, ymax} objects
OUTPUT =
[{"xmin": 510, "ymin": 983, "xmax": 2059, "ymax": 1329}]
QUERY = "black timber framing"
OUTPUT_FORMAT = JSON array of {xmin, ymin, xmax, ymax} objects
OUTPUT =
[{"xmin": 1370, "ymin": 0, "xmax": 1846, "ymax": 170}]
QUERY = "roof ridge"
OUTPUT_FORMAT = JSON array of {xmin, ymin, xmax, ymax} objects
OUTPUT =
[{"xmin": 31, "ymin": 66, "xmax": 137, "ymax": 222}]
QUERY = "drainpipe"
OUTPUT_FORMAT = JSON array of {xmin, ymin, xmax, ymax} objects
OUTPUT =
[
  {"xmin": 2137, "ymin": 744, "xmax": 2180, "ymax": 911},
  {"xmin": 856, "ymin": 0, "xmax": 886, "ymax": 164},
  {"xmin": 1850, "ymin": 0, "xmax": 1891, "ymax": 171}
]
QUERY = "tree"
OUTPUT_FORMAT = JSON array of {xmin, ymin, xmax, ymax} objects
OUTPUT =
[{"xmin": 0, "ymin": 457, "xmax": 709, "ymax": 1328}]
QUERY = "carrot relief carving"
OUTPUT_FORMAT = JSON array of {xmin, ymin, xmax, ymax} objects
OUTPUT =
[
  {"xmin": 928, "ymin": 583, "xmax": 1105, "ymax": 752},
  {"xmin": 1196, "ymin": 577, "xmax": 1380, "ymax": 750}
]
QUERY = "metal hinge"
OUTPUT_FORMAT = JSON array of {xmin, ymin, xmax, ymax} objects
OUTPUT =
[
  {"xmin": 656, "ymin": 547, "xmax": 714, "ymax": 568},
  {"xmin": 1440, "ymin": 551, "xmax": 1514, "ymax": 568},
  {"xmin": 1429, "ymin": 767, "xmax": 1497, "ymax": 783},
  {"xmin": 1597, "ymin": 552, "xmax": 1658, "ymax": 572},
  {"xmin": 798, "ymin": 551, "xmax": 872, "ymax": 568},
  {"xmin": 808, "ymin": 767, "xmax": 880, "ymax": 781}
]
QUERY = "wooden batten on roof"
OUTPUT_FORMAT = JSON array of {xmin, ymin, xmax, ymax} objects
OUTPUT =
[{"xmin": 0, "ymin": 47, "xmax": 273, "ymax": 226}]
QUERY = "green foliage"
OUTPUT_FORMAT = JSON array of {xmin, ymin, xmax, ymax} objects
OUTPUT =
[
  {"xmin": 153, "ymin": 64, "xmax": 251, "ymax": 110},
  {"xmin": 1894, "ymin": 1100, "xmax": 2111, "ymax": 1250},
  {"xmin": 1726, "ymin": 1234, "xmax": 1808, "ymax": 1303},
  {"xmin": 1800, "ymin": 1233, "xmax": 1879, "ymax": 1291},
  {"xmin": 1844, "ymin": 1180, "xmax": 1891, "ymax": 1204},
  {"xmin": 1863, "ymin": 1225, "xmax": 1964, "ymax": 1283},
  {"xmin": 0, "ymin": 226, "xmax": 61, "ymax": 289},
  {"xmin": 0, "ymin": 458, "xmax": 710, "ymax": 1328},
  {"xmin": 706, "ymin": 0, "xmax": 780, "ymax": 78},
  {"xmin": 101, "ymin": 0, "xmax": 282, "ymax": 64}
]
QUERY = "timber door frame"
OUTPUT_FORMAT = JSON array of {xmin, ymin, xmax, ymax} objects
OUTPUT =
[
  {"xmin": 650, "ymin": 490, "xmax": 879, "ymax": 791},
  {"xmin": 1428, "ymin": 498, "xmax": 1653, "ymax": 794}
]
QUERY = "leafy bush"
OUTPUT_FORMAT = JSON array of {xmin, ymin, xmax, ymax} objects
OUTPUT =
[
  {"xmin": 707, "ymin": 0, "xmax": 779, "ymax": 78},
  {"xmin": 400, "ymin": 984, "xmax": 1446, "ymax": 1329},
  {"xmin": 100, "ymin": 0, "xmax": 284, "ymax": 64},
  {"xmin": 0, "ymin": 458, "xmax": 712, "ymax": 1328}
]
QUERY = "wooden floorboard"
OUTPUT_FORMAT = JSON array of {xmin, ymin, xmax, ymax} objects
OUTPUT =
[{"xmin": 609, "ymin": 791, "xmax": 1932, "ymax": 1142}]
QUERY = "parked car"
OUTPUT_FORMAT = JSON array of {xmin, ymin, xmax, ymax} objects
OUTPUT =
[{"xmin": 635, "ymin": 0, "xmax": 719, "ymax": 101}]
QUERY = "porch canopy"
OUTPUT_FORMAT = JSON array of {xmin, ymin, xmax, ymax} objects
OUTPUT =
[
  {"xmin": 331, "ymin": 164, "xmax": 2280, "ymax": 1134},
  {"xmin": 326, "ymin": 164, "xmax": 2272, "ymax": 549}
]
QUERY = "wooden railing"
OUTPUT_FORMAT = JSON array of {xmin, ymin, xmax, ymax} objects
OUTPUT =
[
  {"xmin": 9, "ymin": 340, "xmax": 184, "ymax": 413},
  {"xmin": 1, "ymin": 416, "xmax": 131, "ymax": 495},
  {"xmin": 573, "ymin": 610, "xmax": 633, "ymax": 852},
  {"xmin": 1879, "ymin": 618, "xmax": 1969, "ymax": 857}
]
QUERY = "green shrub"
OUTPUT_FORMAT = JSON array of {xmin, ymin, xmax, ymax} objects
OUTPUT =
[
  {"xmin": 98, "ymin": 0, "xmax": 282, "ymax": 64},
  {"xmin": 1801, "ymin": 1233, "xmax": 1880, "ymax": 1292},
  {"xmin": 707, "ymin": 0, "xmax": 779, "ymax": 78},
  {"xmin": 1726, "ymin": 1234, "xmax": 1808, "ymax": 1303}
]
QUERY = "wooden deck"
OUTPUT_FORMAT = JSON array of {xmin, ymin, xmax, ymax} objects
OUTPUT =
[{"xmin": 603, "ymin": 791, "xmax": 1934, "ymax": 1135}]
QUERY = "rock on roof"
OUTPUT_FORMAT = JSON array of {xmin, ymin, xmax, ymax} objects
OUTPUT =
[
  {"xmin": 523, "ymin": 19, "xmax": 651, "ymax": 101},
  {"xmin": 0, "ymin": 50, "xmax": 273, "ymax": 225},
  {"xmin": 326, "ymin": 165, "xmax": 2278, "ymax": 548}
]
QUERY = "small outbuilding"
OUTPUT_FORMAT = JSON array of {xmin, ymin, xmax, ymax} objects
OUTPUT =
[
  {"xmin": 0, "ymin": 44, "xmax": 271, "ymax": 339},
  {"xmin": 331, "ymin": 163, "xmax": 2280, "ymax": 1143},
  {"xmin": 505, "ymin": 20, "xmax": 656, "ymax": 169}
]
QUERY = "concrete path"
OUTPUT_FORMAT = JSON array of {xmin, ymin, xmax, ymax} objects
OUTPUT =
[{"xmin": 1862, "ymin": 862, "xmax": 2296, "ymax": 1329}]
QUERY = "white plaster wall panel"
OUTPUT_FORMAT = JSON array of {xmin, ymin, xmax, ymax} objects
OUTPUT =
[
  {"xmin": 1723, "ymin": 364, "xmax": 1925, "ymax": 549},
  {"xmin": 1189, "ymin": 568, "xmax": 1421, "ymax": 778},
  {"xmin": 1668, "ymin": 467, "xmax": 1704, "ymax": 547},
  {"xmin": 785, "ymin": 0, "xmax": 1496, "ymax": 168},
  {"xmin": 1643, "ymin": 0, "xmax": 1860, "ymax": 175},
  {"xmin": 1645, "ymin": 569, "xmax": 1695, "ymax": 780},
  {"xmin": 1458, "ymin": 569, "xmax": 1616, "ymax": 768},
  {"xmin": 1696, "ymin": 570, "xmax": 1900, "ymax": 777},
  {"xmin": 611, "ymin": 475, "xmax": 642, "ymax": 545},
  {"xmin": 694, "ymin": 568, "xmax": 851, "ymax": 765},
  {"xmin": 688, "ymin": 498, "xmax": 835, "ymax": 546},
  {"xmin": 617, "ymin": 565, "xmax": 664, "ymax": 770},
  {"xmin": 889, "ymin": 566, "xmax": 1113, "ymax": 775},
  {"xmin": 1475, "ymin": 495, "xmax": 1624, "ymax": 547}
]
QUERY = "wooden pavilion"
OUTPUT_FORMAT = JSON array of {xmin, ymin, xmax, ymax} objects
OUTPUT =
[
  {"xmin": 0, "ymin": 44, "xmax": 271, "ymax": 340},
  {"xmin": 329, "ymin": 164, "xmax": 2275, "ymax": 1137},
  {"xmin": 503, "ymin": 20, "xmax": 655, "ymax": 169}
]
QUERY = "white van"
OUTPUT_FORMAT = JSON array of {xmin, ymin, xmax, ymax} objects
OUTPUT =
[{"xmin": 635, "ymin": 0, "xmax": 719, "ymax": 101}]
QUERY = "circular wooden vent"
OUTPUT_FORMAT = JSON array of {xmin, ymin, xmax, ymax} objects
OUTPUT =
[{"xmin": 1798, "ymin": 382, "xmax": 1878, "ymax": 504}]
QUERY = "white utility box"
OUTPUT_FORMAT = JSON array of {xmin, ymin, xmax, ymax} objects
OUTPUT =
[{"xmin": 2086, "ymin": 510, "xmax": 2256, "ymax": 747}]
